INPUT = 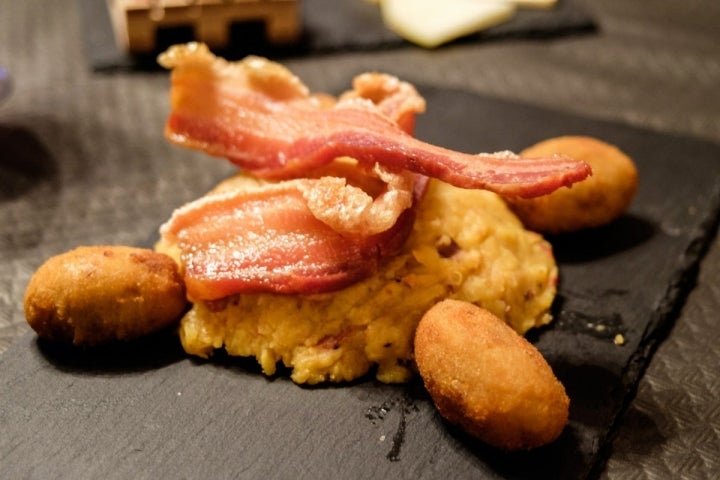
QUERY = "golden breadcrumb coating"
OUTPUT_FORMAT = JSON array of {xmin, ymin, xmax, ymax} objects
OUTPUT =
[
  {"xmin": 414, "ymin": 299, "xmax": 569, "ymax": 451},
  {"xmin": 24, "ymin": 246, "xmax": 187, "ymax": 346},
  {"xmin": 507, "ymin": 136, "xmax": 638, "ymax": 233}
]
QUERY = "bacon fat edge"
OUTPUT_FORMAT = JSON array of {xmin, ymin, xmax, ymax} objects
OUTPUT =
[{"xmin": 160, "ymin": 175, "xmax": 426, "ymax": 300}]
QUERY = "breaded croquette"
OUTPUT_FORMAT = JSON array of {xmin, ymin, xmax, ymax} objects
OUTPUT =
[
  {"xmin": 506, "ymin": 136, "xmax": 638, "ymax": 233},
  {"xmin": 414, "ymin": 299, "xmax": 569, "ymax": 450},
  {"xmin": 24, "ymin": 246, "xmax": 187, "ymax": 346}
]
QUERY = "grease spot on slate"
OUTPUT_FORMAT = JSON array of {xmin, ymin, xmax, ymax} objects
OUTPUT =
[
  {"xmin": 556, "ymin": 310, "xmax": 626, "ymax": 341},
  {"xmin": 366, "ymin": 394, "xmax": 420, "ymax": 461},
  {"xmin": 546, "ymin": 288, "xmax": 629, "ymax": 341}
]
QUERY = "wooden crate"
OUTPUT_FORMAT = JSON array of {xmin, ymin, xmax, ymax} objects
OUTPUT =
[{"xmin": 107, "ymin": 0, "xmax": 301, "ymax": 53}]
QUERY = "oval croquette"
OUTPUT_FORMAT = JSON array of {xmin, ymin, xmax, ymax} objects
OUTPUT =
[
  {"xmin": 414, "ymin": 299, "xmax": 570, "ymax": 450},
  {"xmin": 507, "ymin": 136, "xmax": 638, "ymax": 233},
  {"xmin": 24, "ymin": 246, "xmax": 187, "ymax": 346}
]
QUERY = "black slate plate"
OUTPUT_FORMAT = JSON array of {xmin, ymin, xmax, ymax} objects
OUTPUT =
[
  {"xmin": 2, "ymin": 87, "xmax": 719, "ymax": 480},
  {"xmin": 80, "ymin": 0, "xmax": 596, "ymax": 71}
]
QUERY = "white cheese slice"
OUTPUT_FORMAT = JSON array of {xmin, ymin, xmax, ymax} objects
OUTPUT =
[{"xmin": 381, "ymin": 0, "xmax": 517, "ymax": 49}]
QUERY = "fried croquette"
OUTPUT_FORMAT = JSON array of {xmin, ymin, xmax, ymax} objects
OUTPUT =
[
  {"xmin": 506, "ymin": 136, "xmax": 638, "ymax": 233},
  {"xmin": 414, "ymin": 299, "xmax": 569, "ymax": 451},
  {"xmin": 24, "ymin": 246, "xmax": 187, "ymax": 346},
  {"xmin": 159, "ymin": 178, "xmax": 559, "ymax": 384}
]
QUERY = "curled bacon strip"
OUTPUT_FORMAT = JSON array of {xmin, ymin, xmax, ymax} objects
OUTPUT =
[
  {"xmin": 158, "ymin": 43, "xmax": 590, "ymax": 199},
  {"xmin": 302, "ymin": 163, "xmax": 416, "ymax": 235},
  {"xmin": 339, "ymin": 72, "xmax": 426, "ymax": 134},
  {"xmin": 160, "ymin": 172, "xmax": 424, "ymax": 300}
]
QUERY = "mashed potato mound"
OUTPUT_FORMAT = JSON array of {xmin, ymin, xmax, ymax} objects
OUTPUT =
[{"xmin": 158, "ymin": 179, "xmax": 557, "ymax": 384}]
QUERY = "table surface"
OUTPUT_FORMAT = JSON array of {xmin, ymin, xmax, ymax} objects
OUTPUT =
[{"xmin": 1, "ymin": 1, "xmax": 718, "ymax": 478}]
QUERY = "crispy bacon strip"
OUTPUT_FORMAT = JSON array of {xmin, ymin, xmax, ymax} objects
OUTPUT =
[
  {"xmin": 339, "ymin": 72, "xmax": 426, "ymax": 134},
  {"xmin": 158, "ymin": 43, "xmax": 591, "ymax": 198},
  {"xmin": 302, "ymin": 164, "xmax": 416, "ymax": 235},
  {"xmin": 160, "ymin": 175, "xmax": 423, "ymax": 300}
]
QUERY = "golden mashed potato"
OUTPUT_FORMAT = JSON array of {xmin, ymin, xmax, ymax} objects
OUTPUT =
[{"xmin": 157, "ymin": 179, "xmax": 558, "ymax": 384}]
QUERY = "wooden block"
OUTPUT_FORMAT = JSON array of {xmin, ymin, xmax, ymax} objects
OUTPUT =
[{"xmin": 107, "ymin": 0, "xmax": 301, "ymax": 53}]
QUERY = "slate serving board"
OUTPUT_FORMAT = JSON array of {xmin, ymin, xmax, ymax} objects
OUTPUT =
[
  {"xmin": 2, "ymin": 87, "xmax": 719, "ymax": 480},
  {"xmin": 79, "ymin": 0, "xmax": 596, "ymax": 71}
]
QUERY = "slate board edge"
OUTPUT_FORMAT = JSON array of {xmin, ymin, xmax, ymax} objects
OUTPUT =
[{"xmin": 588, "ymin": 181, "xmax": 720, "ymax": 479}]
